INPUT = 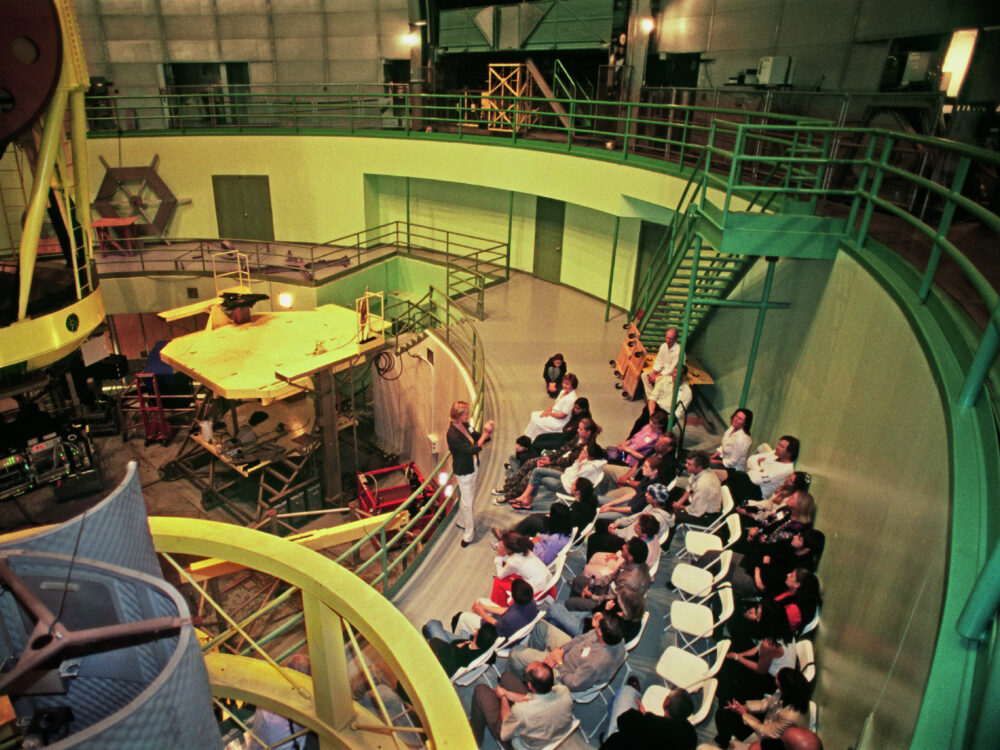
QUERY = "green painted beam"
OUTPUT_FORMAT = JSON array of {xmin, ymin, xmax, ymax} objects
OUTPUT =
[{"xmin": 718, "ymin": 213, "xmax": 845, "ymax": 259}]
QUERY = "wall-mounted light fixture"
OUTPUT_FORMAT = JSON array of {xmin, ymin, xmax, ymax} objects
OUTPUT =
[
  {"xmin": 277, "ymin": 292, "xmax": 293, "ymax": 308},
  {"xmin": 941, "ymin": 29, "xmax": 978, "ymax": 99},
  {"xmin": 639, "ymin": 17, "xmax": 655, "ymax": 34}
]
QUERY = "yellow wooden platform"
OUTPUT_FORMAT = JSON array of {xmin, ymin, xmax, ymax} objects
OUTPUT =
[{"xmin": 159, "ymin": 304, "xmax": 388, "ymax": 404}]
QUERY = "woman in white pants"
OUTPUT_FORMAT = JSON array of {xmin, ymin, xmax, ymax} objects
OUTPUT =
[
  {"xmin": 447, "ymin": 400, "xmax": 495, "ymax": 547},
  {"xmin": 523, "ymin": 373, "xmax": 578, "ymax": 439}
]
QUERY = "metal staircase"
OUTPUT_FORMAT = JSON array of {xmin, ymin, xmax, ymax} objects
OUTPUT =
[
  {"xmin": 631, "ymin": 143, "xmax": 838, "ymax": 348},
  {"xmin": 633, "ymin": 205, "xmax": 757, "ymax": 345}
]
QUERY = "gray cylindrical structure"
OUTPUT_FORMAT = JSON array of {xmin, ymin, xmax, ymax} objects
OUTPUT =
[{"xmin": 0, "ymin": 461, "xmax": 220, "ymax": 748}]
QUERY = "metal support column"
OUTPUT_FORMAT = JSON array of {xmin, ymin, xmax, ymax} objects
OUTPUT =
[
  {"xmin": 605, "ymin": 216, "xmax": 620, "ymax": 321},
  {"xmin": 315, "ymin": 369, "xmax": 342, "ymax": 499},
  {"xmin": 739, "ymin": 258, "xmax": 778, "ymax": 407}
]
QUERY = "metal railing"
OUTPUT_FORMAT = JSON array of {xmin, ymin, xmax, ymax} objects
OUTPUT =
[{"xmin": 91, "ymin": 221, "xmax": 506, "ymax": 305}]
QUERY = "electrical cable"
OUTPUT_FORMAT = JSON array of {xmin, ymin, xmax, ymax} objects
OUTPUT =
[{"xmin": 374, "ymin": 350, "xmax": 403, "ymax": 380}]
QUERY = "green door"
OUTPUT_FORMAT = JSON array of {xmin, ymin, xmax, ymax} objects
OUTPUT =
[
  {"xmin": 212, "ymin": 175, "xmax": 275, "ymax": 241},
  {"xmin": 632, "ymin": 220, "xmax": 668, "ymax": 310},
  {"xmin": 533, "ymin": 196, "xmax": 565, "ymax": 284}
]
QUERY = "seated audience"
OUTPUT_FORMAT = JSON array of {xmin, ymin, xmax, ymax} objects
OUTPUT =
[
  {"xmin": 715, "ymin": 668, "xmax": 811, "ymax": 749},
  {"xmin": 731, "ymin": 528, "xmax": 825, "ymax": 600},
  {"xmin": 497, "ymin": 478, "xmax": 595, "ymax": 542},
  {"xmin": 718, "ymin": 607, "xmax": 797, "ymax": 706},
  {"xmin": 607, "ymin": 410, "xmax": 668, "ymax": 467},
  {"xmin": 565, "ymin": 538, "xmax": 652, "ymax": 611},
  {"xmin": 431, "ymin": 578, "xmax": 539, "ymax": 641},
  {"xmin": 737, "ymin": 472, "xmax": 811, "ymax": 533},
  {"xmin": 532, "ymin": 396, "xmax": 591, "ymax": 452},
  {"xmin": 509, "ymin": 442, "xmax": 607, "ymax": 511},
  {"xmin": 600, "ymin": 684, "xmax": 697, "ymax": 750},
  {"xmin": 509, "ymin": 612, "xmax": 627, "ymax": 693},
  {"xmin": 470, "ymin": 661, "xmax": 573, "ymax": 749},
  {"xmin": 719, "ymin": 436, "xmax": 799, "ymax": 504},
  {"xmin": 587, "ymin": 504, "xmax": 663, "ymax": 560},
  {"xmin": 490, "ymin": 532, "xmax": 550, "ymax": 606},
  {"xmin": 524, "ymin": 373, "xmax": 578, "ymax": 439},
  {"xmin": 545, "ymin": 583, "xmax": 646, "ymax": 641},
  {"xmin": 672, "ymin": 450, "xmax": 723, "ymax": 526},
  {"xmin": 711, "ymin": 408, "xmax": 754, "ymax": 472},
  {"xmin": 494, "ymin": 419, "xmax": 600, "ymax": 502},
  {"xmin": 505, "ymin": 435, "xmax": 541, "ymax": 478},
  {"xmin": 542, "ymin": 353, "xmax": 567, "ymax": 398},
  {"xmin": 425, "ymin": 622, "xmax": 499, "ymax": 677}
]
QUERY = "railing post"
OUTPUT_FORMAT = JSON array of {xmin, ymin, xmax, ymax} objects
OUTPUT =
[
  {"xmin": 622, "ymin": 102, "xmax": 632, "ymax": 159},
  {"xmin": 723, "ymin": 126, "xmax": 744, "ymax": 220},
  {"xmin": 739, "ymin": 257, "xmax": 778, "ymax": 407},
  {"xmin": 856, "ymin": 135, "xmax": 894, "ymax": 250},
  {"xmin": 567, "ymin": 100, "xmax": 575, "ymax": 151},
  {"xmin": 846, "ymin": 134, "xmax": 877, "ymax": 238},
  {"xmin": 605, "ymin": 216, "xmax": 620, "ymax": 322},
  {"xmin": 919, "ymin": 156, "xmax": 971, "ymax": 302},
  {"xmin": 959, "ymin": 312, "xmax": 999, "ymax": 408}
]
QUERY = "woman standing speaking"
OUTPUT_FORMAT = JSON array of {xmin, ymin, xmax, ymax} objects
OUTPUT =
[{"xmin": 448, "ymin": 401, "xmax": 495, "ymax": 547}]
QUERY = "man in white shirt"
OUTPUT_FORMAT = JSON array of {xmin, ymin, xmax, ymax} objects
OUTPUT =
[
  {"xmin": 672, "ymin": 451, "xmax": 723, "ymax": 525},
  {"xmin": 720, "ymin": 435, "xmax": 799, "ymax": 504},
  {"xmin": 645, "ymin": 328, "xmax": 682, "ymax": 393}
]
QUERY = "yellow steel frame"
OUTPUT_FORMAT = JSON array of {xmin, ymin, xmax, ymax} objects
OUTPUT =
[
  {"xmin": 485, "ymin": 63, "xmax": 535, "ymax": 133},
  {"xmin": 149, "ymin": 516, "xmax": 473, "ymax": 749},
  {"xmin": 2, "ymin": 0, "xmax": 103, "ymax": 372}
]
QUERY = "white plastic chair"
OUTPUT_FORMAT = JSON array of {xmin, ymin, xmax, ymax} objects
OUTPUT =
[
  {"xmin": 550, "ymin": 527, "xmax": 578, "ymax": 569},
  {"xmin": 671, "ymin": 550, "xmax": 733, "ymax": 602},
  {"xmin": 647, "ymin": 547, "xmax": 662, "ymax": 579},
  {"xmin": 677, "ymin": 514, "xmax": 742, "ymax": 560},
  {"xmin": 800, "ymin": 605, "xmax": 821, "ymax": 637},
  {"xmin": 668, "ymin": 585, "xmax": 734, "ymax": 650},
  {"xmin": 538, "ymin": 717, "xmax": 580, "ymax": 749},
  {"xmin": 450, "ymin": 636, "xmax": 505, "ymax": 686},
  {"xmin": 572, "ymin": 660, "xmax": 625, "ymax": 741},
  {"xmin": 641, "ymin": 678, "xmax": 717, "ymax": 726},
  {"xmin": 537, "ymin": 552, "xmax": 567, "ymax": 604},
  {"xmin": 625, "ymin": 611, "xmax": 651, "ymax": 652},
  {"xmin": 497, "ymin": 609, "xmax": 546, "ymax": 659},
  {"xmin": 796, "ymin": 639, "xmax": 816, "ymax": 683},
  {"xmin": 678, "ymin": 486, "xmax": 735, "ymax": 537},
  {"xmin": 655, "ymin": 638, "xmax": 730, "ymax": 689},
  {"xmin": 561, "ymin": 517, "xmax": 598, "ymax": 582}
]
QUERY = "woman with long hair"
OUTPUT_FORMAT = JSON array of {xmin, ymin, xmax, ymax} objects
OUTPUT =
[
  {"xmin": 542, "ymin": 353, "xmax": 567, "ymax": 397},
  {"xmin": 523, "ymin": 373, "xmax": 579, "ymax": 439},
  {"xmin": 717, "ymin": 667, "xmax": 811, "ymax": 748},
  {"xmin": 447, "ymin": 400, "xmax": 495, "ymax": 547},
  {"xmin": 711, "ymin": 408, "xmax": 754, "ymax": 471},
  {"xmin": 488, "ymin": 532, "xmax": 550, "ymax": 606},
  {"xmin": 532, "ymin": 396, "xmax": 591, "ymax": 452}
]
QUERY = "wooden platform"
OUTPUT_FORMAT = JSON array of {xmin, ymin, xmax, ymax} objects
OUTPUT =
[{"xmin": 158, "ymin": 304, "xmax": 388, "ymax": 404}]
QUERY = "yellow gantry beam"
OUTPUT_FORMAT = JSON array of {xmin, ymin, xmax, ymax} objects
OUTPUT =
[
  {"xmin": 149, "ymin": 517, "xmax": 473, "ymax": 750},
  {"xmin": 186, "ymin": 512, "xmax": 408, "ymax": 582}
]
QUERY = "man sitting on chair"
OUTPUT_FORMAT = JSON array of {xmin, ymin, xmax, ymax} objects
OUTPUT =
[
  {"xmin": 672, "ymin": 450, "xmax": 723, "ymax": 526},
  {"xmin": 600, "ymin": 685, "xmax": 697, "ymax": 750},
  {"xmin": 470, "ymin": 661, "xmax": 574, "ymax": 749},
  {"xmin": 509, "ymin": 612, "xmax": 626, "ymax": 694}
]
